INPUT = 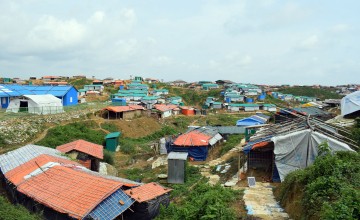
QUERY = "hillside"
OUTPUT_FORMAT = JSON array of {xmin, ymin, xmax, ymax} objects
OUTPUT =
[
  {"xmin": 278, "ymin": 86, "xmax": 342, "ymax": 100},
  {"xmin": 275, "ymin": 150, "xmax": 359, "ymax": 219},
  {"xmin": 164, "ymin": 86, "xmax": 222, "ymax": 106}
]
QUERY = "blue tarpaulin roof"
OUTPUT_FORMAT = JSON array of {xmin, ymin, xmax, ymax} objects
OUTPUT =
[
  {"xmin": 243, "ymin": 136, "xmax": 273, "ymax": 154},
  {"xmin": 0, "ymin": 84, "xmax": 75, "ymax": 98},
  {"xmin": 236, "ymin": 117, "xmax": 265, "ymax": 126},
  {"xmin": 88, "ymin": 189, "xmax": 135, "ymax": 220}
]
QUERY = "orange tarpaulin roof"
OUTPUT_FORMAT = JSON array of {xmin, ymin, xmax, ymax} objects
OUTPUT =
[
  {"xmin": 5, "ymin": 154, "xmax": 80, "ymax": 186},
  {"xmin": 104, "ymin": 105, "xmax": 144, "ymax": 113},
  {"xmin": 125, "ymin": 183, "xmax": 172, "ymax": 203},
  {"xmin": 173, "ymin": 132, "xmax": 212, "ymax": 146},
  {"xmin": 17, "ymin": 166, "xmax": 123, "ymax": 219},
  {"xmin": 56, "ymin": 139, "xmax": 104, "ymax": 159},
  {"xmin": 154, "ymin": 104, "xmax": 178, "ymax": 112}
]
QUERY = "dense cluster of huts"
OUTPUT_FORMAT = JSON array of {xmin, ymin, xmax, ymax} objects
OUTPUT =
[{"xmin": 0, "ymin": 141, "xmax": 172, "ymax": 220}]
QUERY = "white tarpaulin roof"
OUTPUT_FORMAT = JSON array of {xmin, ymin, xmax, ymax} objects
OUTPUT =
[
  {"xmin": 6, "ymin": 94, "xmax": 64, "ymax": 115},
  {"xmin": 341, "ymin": 91, "xmax": 360, "ymax": 116},
  {"xmin": 272, "ymin": 129, "xmax": 354, "ymax": 182}
]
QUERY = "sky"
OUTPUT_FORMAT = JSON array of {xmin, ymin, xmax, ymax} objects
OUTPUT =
[{"xmin": 0, "ymin": 0, "xmax": 359, "ymax": 85}]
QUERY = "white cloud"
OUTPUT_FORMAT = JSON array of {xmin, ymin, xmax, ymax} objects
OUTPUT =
[
  {"xmin": 300, "ymin": 35, "xmax": 319, "ymax": 49},
  {"xmin": 90, "ymin": 11, "xmax": 105, "ymax": 23},
  {"xmin": 152, "ymin": 56, "xmax": 172, "ymax": 66},
  {"xmin": 330, "ymin": 24, "xmax": 349, "ymax": 33},
  {"xmin": 239, "ymin": 55, "xmax": 252, "ymax": 65},
  {"xmin": 27, "ymin": 15, "xmax": 85, "ymax": 51}
]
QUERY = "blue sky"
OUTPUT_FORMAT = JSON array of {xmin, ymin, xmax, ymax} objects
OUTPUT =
[{"xmin": 0, "ymin": 0, "xmax": 359, "ymax": 85}]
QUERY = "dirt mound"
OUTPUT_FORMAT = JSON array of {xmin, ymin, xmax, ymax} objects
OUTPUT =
[{"xmin": 111, "ymin": 117, "xmax": 162, "ymax": 138}]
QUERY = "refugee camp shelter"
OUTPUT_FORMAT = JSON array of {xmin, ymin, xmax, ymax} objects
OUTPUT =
[
  {"xmin": 154, "ymin": 104, "xmax": 178, "ymax": 118},
  {"xmin": 6, "ymin": 95, "xmax": 64, "ymax": 115},
  {"xmin": 103, "ymin": 105, "xmax": 144, "ymax": 120},
  {"xmin": 236, "ymin": 115, "xmax": 267, "ymax": 127},
  {"xmin": 0, "ymin": 84, "xmax": 78, "ymax": 108},
  {"xmin": 124, "ymin": 183, "xmax": 172, "ymax": 219},
  {"xmin": 341, "ymin": 91, "xmax": 360, "ymax": 118},
  {"xmin": 105, "ymin": 132, "xmax": 121, "ymax": 152},
  {"xmin": 56, "ymin": 139, "xmax": 103, "ymax": 171},
  {"xmin": 0, "ymin": 145, "xmax": 172, "ymax": 220},
  {"xmin": 293, "ymin": 107, "xmax": 334, "ymax": 121},
  {"xmin": 169, "ymin": 127, "xmax": 223, "ymax": 161},
  {"xmin": 0, "ymin": 145, "xmax": 139, "ymax": 220},
  {"xmin": 167, "ymin": 152, "xmax": 188, "ymax": 184},
  {"xmin": 243, "ymin": 116, "xmax": 357, "ymax": 182}
]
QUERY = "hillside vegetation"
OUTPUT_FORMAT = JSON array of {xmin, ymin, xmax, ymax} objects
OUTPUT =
[
  {"xmin": 0, "ymin": 196, "xmax": 41, "ymax": 220},
  {"xmin": 164, "ymin": 86, "xmax": 222, "ymax": 106},
  {"xmin": 276, "ymin": 149, "xmax": 360, "ymax": 219},
  {"xmin": 278, "ymin": 86, "xmax": 341, "ymax": 100}
]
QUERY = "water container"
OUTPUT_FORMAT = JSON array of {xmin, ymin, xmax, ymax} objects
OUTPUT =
[
  {"xmin": 225, "ymin": 97, "xmax": 231, "ymax": 103},
  {"xmin": 119, "ymin": 85, "xmax": 124, "ymax": 90}
]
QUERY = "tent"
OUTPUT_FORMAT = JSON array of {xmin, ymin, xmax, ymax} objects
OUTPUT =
[
  {"xmin": 272, "ymin": 129, "xmax": 354, "ymax": 181},
  {"xmin": 341, "ymin": 91, "xmax": 360, "ymax": 116},
  {"xmin": 6, "ymin": 94, "xmax": 64, "ymax": 115},
  {"xmin": 236, "ymin": 115, "xmax": 266, "ymax": 126}
]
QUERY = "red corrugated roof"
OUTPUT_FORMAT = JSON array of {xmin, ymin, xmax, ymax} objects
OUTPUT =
[
  {"xmin": 125, "ymin": 183, "xmax": 172, "ymax": 203},
  {"xmin": 104, "ymin": 105, "xmax": 144, "ymax": 113},
  {"xmin": 173, "ymin": 132, "xmax": 212, "ymax": 146},
  {"xmin": 5, "ymin": 154, "xmax": 80, "ymax": 186},
  {"xmin": 56, "ymin": 139, "xmax": 104, "ymax": 159},
  {"xmin": 154, "ymin": 104, "xmax": 178, "ymax": 112},
  {"xmin": 17, "ymin": 166, "xmax": 122, "ymax": 219}
]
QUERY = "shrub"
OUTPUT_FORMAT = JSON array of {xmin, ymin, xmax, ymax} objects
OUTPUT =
[
  {"xmin": 103, "ymin": 150, "xmax": 115, "ymax": 165},
  {"xmin": 0, "ymin": 196, "xmax": 41, "ymax": 220}
]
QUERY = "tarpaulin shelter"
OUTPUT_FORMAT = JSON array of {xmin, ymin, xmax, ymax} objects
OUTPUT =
[
  {"xmin": 6, "ymin": 94, "xmax": 64, "ymax": 115},
  {"xmin": 341, "ymin": 91, "xmax": 360, "ymax": 117},
  {"xmin": 236, "ymin": 115, "xmax": 268, "ymax": 127},
  {"xmin": 243, "ymin": 113, "xmax": 357, "ymax": 182},
  {"xmin": 272, "ymin": 129, "xmax": 354, "ymax": 181},
  {"xmin": 169, "ymin": 127, "xmax": 222, "ymax": 161}
]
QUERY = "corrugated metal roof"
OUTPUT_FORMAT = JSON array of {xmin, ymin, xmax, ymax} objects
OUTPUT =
[
  {"xmin": 205, "ymin": 126, "xmax": 245, "ymax": 134},
  {"xmin": 125, "ymin": 183, "xmax": 172, "ymax": 203},
  {"xmin": 5, "ymin": 154, "xmax": 80, "ymax": 186},
  {"xmin": 105, "ymin": 132, "xmax": 121, "ymax": 139},
  {"xmin": 56, "ymin": 139, "xmax": 104, "ymax": 159},
  {"xmin": 167, "ymin": 152, "xmax": 188, "ymax": 160},
  {"xmin": 17, "ymin": 166, "xmax": 125, "ymax": 219},
  {"xmin": 174, "ymin": 127, "xmax": 221, "ymax": 146},
  {"xmin": 0, "ymin": 144, "xmax": 65, "ymax": 174}
]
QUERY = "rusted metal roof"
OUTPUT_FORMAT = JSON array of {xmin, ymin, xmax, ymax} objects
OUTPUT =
[
  {"xmin": 104, "ymin": 105, "xmax": 144, "ymax": 113},
  {"xmin": 56, "ymin": 139, "xmax": 104, "ymax": 159},
  {"xmin": 125, "ymin": 183, "xmax": 172, "ymax": 203}
]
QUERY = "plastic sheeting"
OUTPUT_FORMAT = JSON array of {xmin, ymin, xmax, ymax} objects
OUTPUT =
[
  {"xmin": 272, "ymin": 129, "xmax": 354, "ymax": 181},
  {"xmin": 168, "ymin": 145, "xmax": 208, "ymax": 161},
  {"xmin": 341, "ymin": 91, "xmax": 360, "ymax": 116}
]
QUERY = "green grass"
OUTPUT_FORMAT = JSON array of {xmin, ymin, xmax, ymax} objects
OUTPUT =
[
  {"xmin": 36, "ymin": 121, "xmax": 106, "ymax": 148},
  {"xmin": 220, "ymin": 135, "xmax": 244, "ymax": 156},
  {"xmin": 101, "ymin": 122, "xmax": 119, "ymax": 132},
  {"xmin": 156, "ymin": 166, "xmax": 242, "ymax": 220},
  {"xmin": 0, "ymin": 196, "xmax": 41, "ymax": 220}
]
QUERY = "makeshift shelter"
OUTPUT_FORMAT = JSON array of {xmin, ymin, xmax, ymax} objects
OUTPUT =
[
  {"xmin": 124, "ymin": 183, "xmax": 172, "ymax": 220},
  {"xmin": 103, "ymin": 105, "xmax": 144, "ymax": 120},
  {"xmin": 169, "ymin": 127, "xmax": 223, "ymax": 161},
  {"xmin": 154, "ymin": 104, "xmax": 178, "ymax": 118},
  {"xmin": 243, "ymin": 113, "xmax": 357, "ymax": 182},
  {"xmin": 236, "ymin": 115, "xmax": 267, "ymax": 127},
  {"xmin": 0, "ymin": 145, "xmax": 171, "ymax": 220},
  {"xmin": 341, "ymin": 91, "xmax": 360, "ymax": 117},
  {"xmin": 6, "ymin": 94, "xmax": 64, "ymax": 115},
  {"xmin": 56, "ymin": 139, "xmax": 103, "ymax": 171}
]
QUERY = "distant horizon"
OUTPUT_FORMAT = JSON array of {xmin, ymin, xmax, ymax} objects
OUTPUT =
[
  {"xmin": 1, "ymin": 1, "xmax": 359, "ymax": 85},
  {"xmin": 1, "ymin": 74, "xmax": 359, "ymax": 87}
]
